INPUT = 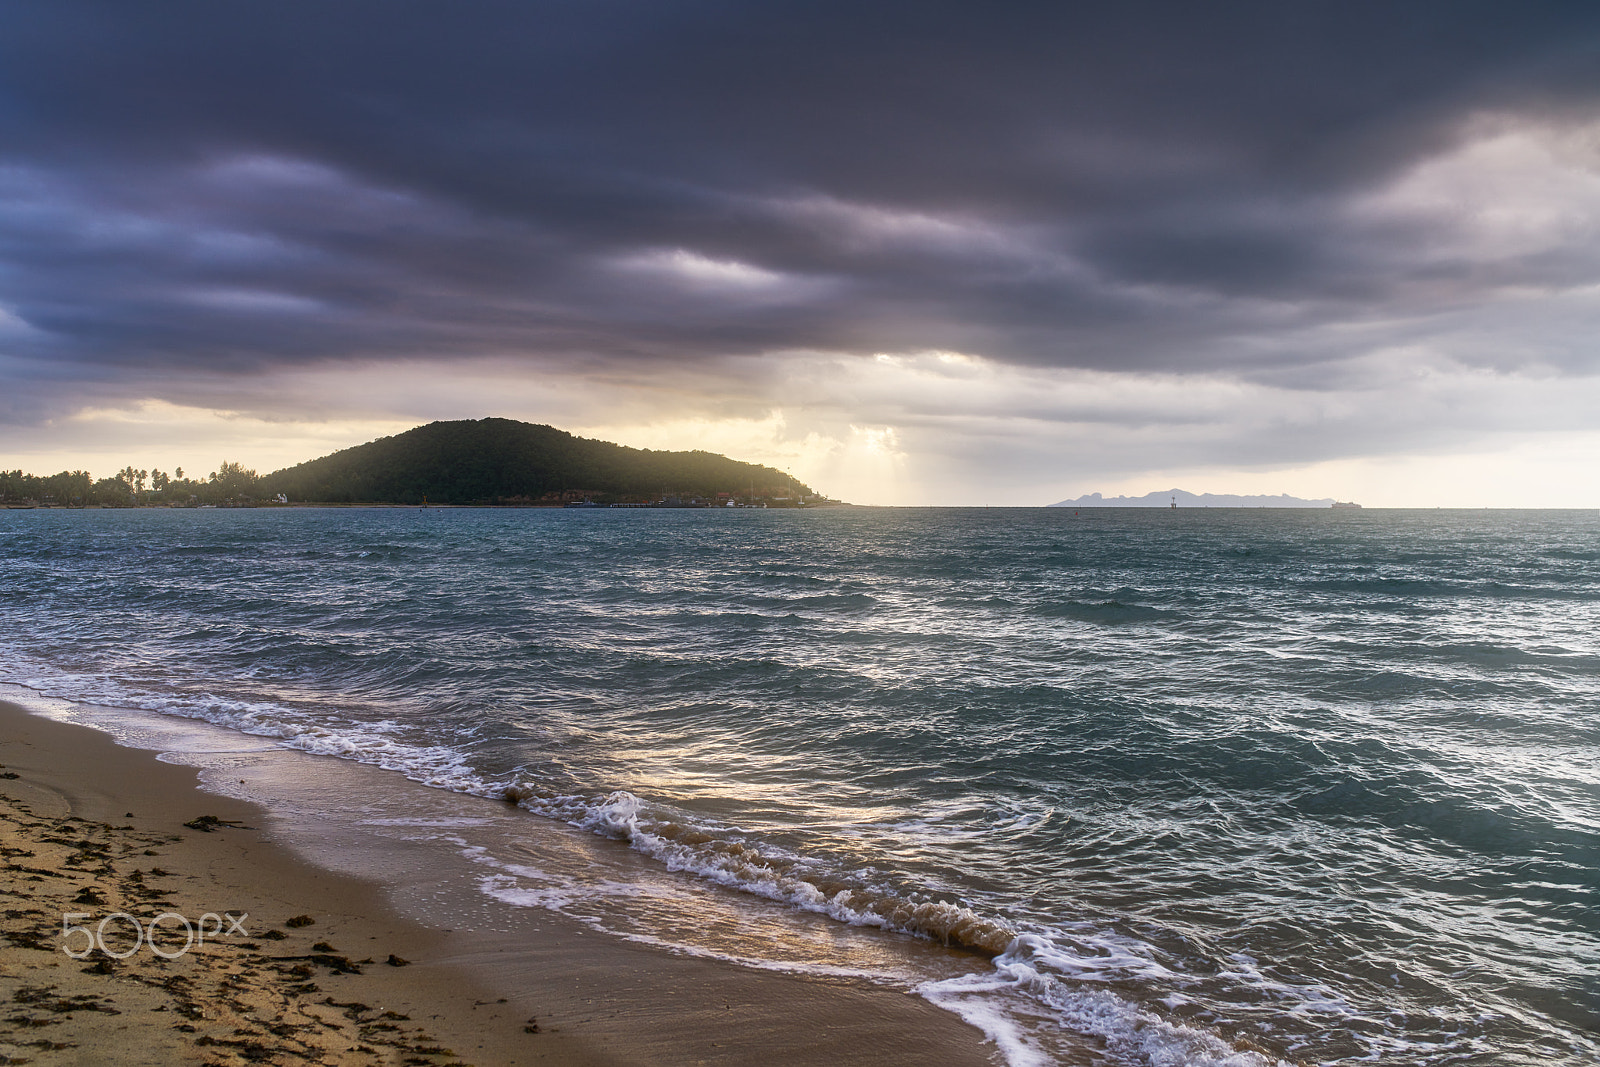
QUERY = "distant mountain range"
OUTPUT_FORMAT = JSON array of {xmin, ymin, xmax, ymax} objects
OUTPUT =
[{"xmin": 1049, "ymin": 488, "xmax": 1341, "ymax": 508}]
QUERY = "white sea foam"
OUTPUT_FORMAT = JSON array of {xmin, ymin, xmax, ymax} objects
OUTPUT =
[
  {"xmin": 920, "ymin": 947, "xmax": 1291, "ymax": 1067},
  {"xmin": 1219, "ymin": 952, "xmax": 1354, "ymax": 1019}
]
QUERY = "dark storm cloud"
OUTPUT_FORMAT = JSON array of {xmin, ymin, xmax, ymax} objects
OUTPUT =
[{"xmin": 4, "ymin": 0, "xmax": 1600, "ymax": 415}]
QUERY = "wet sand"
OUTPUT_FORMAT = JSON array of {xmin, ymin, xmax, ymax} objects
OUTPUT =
[{"xmin": 0, "ymin": 700, "xmax": 1004, "ymax": 1065}]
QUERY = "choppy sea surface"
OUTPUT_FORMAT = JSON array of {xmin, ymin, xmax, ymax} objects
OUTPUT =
[{"xmin": 0, "ymin": 506, "xmax": 1595, "ymax": 1066}]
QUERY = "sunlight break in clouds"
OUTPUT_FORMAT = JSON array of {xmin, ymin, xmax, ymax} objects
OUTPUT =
[
  {"xmin": 615, "ymin": 249, "xmax": 792, "ymax": 291},
  {"xmin": 1356, "ymin": 115, "xmax": 1600, "ymax": 269}
]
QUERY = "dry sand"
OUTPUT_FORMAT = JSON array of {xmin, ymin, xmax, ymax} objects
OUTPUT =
[{"xmin": 0, "ymin": 701, "xmax": 1006, "ymax": 1066}]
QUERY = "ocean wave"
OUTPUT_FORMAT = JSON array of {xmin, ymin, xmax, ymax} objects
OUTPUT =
[
  {"xmin": 500, "ymin": 784, "xmax": 1016, "ymax": 954},
  {"xmin": 1033, "ymin": 600, "xmax": 1175, "ymax": 624},
  {"xmin": 1295, "ymin": 576, "xmax": 1600, "ymax": 602},
  {"xmin": 790, "ymin": 592, "xmax": 879, "ymax": 612}
]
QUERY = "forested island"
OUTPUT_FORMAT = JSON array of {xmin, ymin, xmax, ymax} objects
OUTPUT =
[{"xmin": 1, "ymin": 418, "xmax": 824, "ymax": 507}]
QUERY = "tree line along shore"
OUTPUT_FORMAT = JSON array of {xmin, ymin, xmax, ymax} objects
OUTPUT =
[{"xmin": 2, "ymin": 418, "xmax": 836, "ymax": 509}]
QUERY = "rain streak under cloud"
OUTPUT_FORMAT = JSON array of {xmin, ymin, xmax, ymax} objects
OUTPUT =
[{"xmin": 4, "ymin": 1, "xmax": 1600, "ymax": 505}]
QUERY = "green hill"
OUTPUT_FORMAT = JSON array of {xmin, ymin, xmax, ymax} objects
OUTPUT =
[{"xmin": 261, "ymin": 418, "xmax": 815, "ymax": 505}]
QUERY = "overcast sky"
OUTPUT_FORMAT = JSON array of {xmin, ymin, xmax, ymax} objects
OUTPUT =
[{"xmin": 4, "ymin": 1, "xmax": 1600, "ymax": 505}]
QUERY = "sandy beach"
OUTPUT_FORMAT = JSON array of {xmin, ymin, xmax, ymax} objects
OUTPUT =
[{"xmin": 0, "ymin": 699, "xmax": 1004, "ymax": 1066}]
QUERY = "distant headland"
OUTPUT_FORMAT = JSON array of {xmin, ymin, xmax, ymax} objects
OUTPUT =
[
  {"xmin": 1050, "ymin": 489, "xmax": 1356, "ymax": 508},
  {"xmin": 264, "ymin": 418, "xmax": 826, "ymax": 507}
]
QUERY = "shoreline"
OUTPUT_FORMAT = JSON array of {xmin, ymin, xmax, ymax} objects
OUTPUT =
[{"xmin": 0, "ymin": 698, "xmax": 1010, "ymax": 1066}]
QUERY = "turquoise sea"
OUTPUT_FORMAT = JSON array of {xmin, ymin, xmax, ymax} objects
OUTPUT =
[{"xmin": 1, "ymin": 507, "xmax": 1595, "ymax": 1065}]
